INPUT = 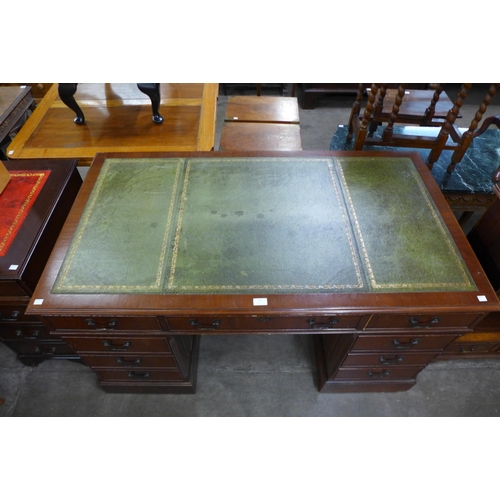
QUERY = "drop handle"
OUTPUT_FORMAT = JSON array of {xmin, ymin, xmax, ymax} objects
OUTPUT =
[
  {"xmin": 1, "ymin": 311, "xmax": 20, "ymax": 322},
  {"xmin": 16, "ymin": 330, "xmax": 41, "ymax": 340},
  {"xmin": 103, "ymin": 340, "xmax": 131, "ymax": 351},
  {"xmin": 379, "ymin": 355, "xmax": 404, "ymax": 365},
  {"xmin": 459, "ymin": 346, "xmax": 477, "ymax": 353},
  {"xmin": 392, "ymin": 338, "xmax": 420, "ymax": 349},
  {"xmin": 116, "ymin": 357, "xmax": 141, "ymax": 366},
  {"xmin": 307, "ymin": 318, "xmax": 340, "ymax": 329},
  {"xmin": 34, "ymin": 346, "xmax": 57, "ymax": 354},
  {"xmin": 408, "ymin": 317, "xmax": 440, "ymax": 328},
  {"xmin": 85, "ymin": 319, "xmax": 119, "ymax": 330},
  {"xmin": 367, "ymin": 370, "xmax": 390, "ymax": 378},
  {"xmin": 189, "ymin": 319, "xmax": 222, "ymax": 330},
  {"xmin": 128, "ymin": 371, "xmax": 150, "ymax": 379}
]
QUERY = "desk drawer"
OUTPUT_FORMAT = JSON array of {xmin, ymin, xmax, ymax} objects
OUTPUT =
[
  {"xmin": 48, "ymin": 316, "xmax": 161, "ymax": 331},
  {"xmin": 94, "ymin": 368, "xmax": 184, "ymax": 383},
  {"xmin": 166, "ymin": 315, "xmax": 361, "ymax": 332},
  {"xmin": 4, "ymin": 339, "xmax": 75, "ymax": 356},
  {"xmin": 80, "ymin": 353, "xmax": 178, "ymax": 369},
  {"xmin": 365, "ymin": 313, "xmax": 481, "ymax": 330},
  {"xmin": 335, "ymin": 366, "xmax": 423, "ymax": 381},
  {"xmin": 0, "ymin": 305, "xmax": 39, "ymax": 324},
  {"xmin": 62, "ymin": 336, "xmax": 171, "ymax": 354},
  {"xmin": 341, "ymin": 351, "xmax": 437, "ymax": 367},
  {"xmin": 0, "ymin": 324, "xmax": 51, "ymax": 341},
  {"xmin": 352, "ymin": 334, "xmax": 459, "ymax": 352}
]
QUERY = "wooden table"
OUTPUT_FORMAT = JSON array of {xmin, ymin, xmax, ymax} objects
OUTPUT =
[
  {"xmin": 0, "ymin": 159, "xmax": 82, "ymax": 365},
  {"xmin": 26, "ymin": 151, "xmax": 500, "ymax": 393},
  {"xmin": 5, "ymin": 83, "xmax": 219, "ymax": 166}
]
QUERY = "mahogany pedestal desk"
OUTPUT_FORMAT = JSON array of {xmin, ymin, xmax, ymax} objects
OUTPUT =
[
  {"xmin": 26, "ymin": 152, "xmax": 500, "ymax": 393},
  {"xmin": 5, "ymin": 83, "xmax": 218, "ymax": 166},
  {"xmin": 0, "ymin": 159, "xmax": 82, "ymax": 365}
]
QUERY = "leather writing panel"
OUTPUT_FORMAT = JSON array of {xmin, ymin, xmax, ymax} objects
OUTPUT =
[{"xmin": 52, "ymin": 156, "xmax": 476, "ymax": 295}]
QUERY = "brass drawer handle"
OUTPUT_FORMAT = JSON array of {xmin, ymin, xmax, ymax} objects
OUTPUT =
[
  {"xmin": 392, "ymin": 338, "xmax": 420, "ymax": 349},
  {"xmin": 103, "ymin": 340, "xmax": 131, "ymax": 351},
  {"xmin": 379, "ymin": 355, "xmax": 404, "ymax": 365},
  {"xmin": 127, "ymin": 371, "xmax": 150, "ymax": 379},
  {"xmin": 0, "ymin": 310, "xmax": 20, "ymax": 322},
  {"xmin": 116, "ymin": 357, "xmax": 141, "ymax": 366},
  {"xmin": 86, "ymin": 319, "xmax": 119, "ymax": 330},
  {"xmin": 408, "ymin": 317, "xmax": 440, "ymax": 328},
  {"xmin": 189, "ymin": 319, "xmax": 222, "ymax": 330},
  {"xmin": 367, "ymin": 370, "xmax": 390, "ymax": 378},
  {"xmin": 308, "ymin": 318, "xmax": 339, "ymax": 329}
]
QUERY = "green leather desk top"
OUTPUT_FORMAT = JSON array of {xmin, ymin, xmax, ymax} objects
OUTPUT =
[{"xmin": 52, "ymin": 156, "xmax": 476, "ymax": 295}]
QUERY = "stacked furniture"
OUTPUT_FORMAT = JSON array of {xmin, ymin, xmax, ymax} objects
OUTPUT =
[
  {"xmin": 6, "ymin": 83, "xmax": 219, "ymax": 166},
  {"xmin": 434, "ymin": 167, "xmax": 500, "ymax": 360},
  {"xmin": 220, "ymin": 96, "xmax": 302, "ymax": 151},
  {"xmin": 0, "ymin": 159, "xmax": 82, "ymax": 365},
  {"xmin": 347, "ymin": 83, "xmax": 499, "ymax": 172}
]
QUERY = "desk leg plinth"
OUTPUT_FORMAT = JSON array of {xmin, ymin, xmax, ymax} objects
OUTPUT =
[
  {"xmin": 98, "ymin": 336, "xmax": 200, "ymax": 394},
  {"xmin": 313, "ymin": 335, "xmax": 417, "ymax": 393}
]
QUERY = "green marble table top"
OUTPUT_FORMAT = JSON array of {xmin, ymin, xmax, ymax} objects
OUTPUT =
[{"xmin": 52, "ymin": 156, "xmax": 476, "ymax": 295}]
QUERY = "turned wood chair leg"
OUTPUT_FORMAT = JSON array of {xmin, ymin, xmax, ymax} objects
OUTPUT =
[
  {"xmin": 448, "ymin": 84, "xmax": 499, "ymax": 172},
  {"xmin": 382, "ymin": 84, "xmax": 405, "ymax": 142},
  {"xmin": 354, "ymin": 84, "xmax": 379, "ymax": 150},
  {"xmin": 369, "ymin": 84, "xmax": 388, "ymax": 137},
  {"xmin": 347, "ymin": 83, "xmax": 365, "ymax": 142},
  {"xmin": 427, "ymin": 84, "xmax": 471, "ymax": 170}
]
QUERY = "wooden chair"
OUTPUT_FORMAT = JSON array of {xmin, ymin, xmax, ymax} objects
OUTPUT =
[
  {"xmin": 347, "ymin": 83, "xmax": 500, "ymax": 172},
  {"xmin": 219, "ymin": 96, "xmax": 302, "ymax": 151}
]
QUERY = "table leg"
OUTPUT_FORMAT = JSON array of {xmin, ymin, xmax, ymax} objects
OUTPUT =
[
  {"xmin": 58, "ymin": 83, "xmax": 85, "ymax": 124},
  {"xmin": 137, "ymin": 83, "xmax": 163, "ymax": 124}
]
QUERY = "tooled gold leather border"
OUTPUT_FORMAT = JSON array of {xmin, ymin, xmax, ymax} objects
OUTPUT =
[
  {"xmin": 167, "ymin": 157, "xmax": 365, "ymax": 292},
  {"xmin": 0, "ymin": 172, "xmax": 48, "ymax": 256},
  {"xmin": 54, "ymin": 159, "xmax": 183, "ymax": 292},
  {"xmin": 337, "ymin": 157, "xmax": 476, "ymax": 291}
]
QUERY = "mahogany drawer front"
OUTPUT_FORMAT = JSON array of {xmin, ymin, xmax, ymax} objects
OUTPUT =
[
  {"xmin": 62, "ymin": 336, "xmax": 172, "ymax": 354},
  {"xmin": 4, "ymin": 340, "xmax": 75, "ymax": 356},
  {"xmin": 335, "ymin": 366, "xmax": 424, "ymax": 381},
  {"xmin": 365, "ymin": 313, "xmax": 481, "ymax": 330},
  {"xmin": 443, "ymin": 332, "xmax": 500, "ymax": 354},
  {"xmin": 47, "ymin": 316, "xmax": 161, "ymax": 332},
  {"xmin": 80, "ymin": 353, "xmax": 179, "ymax": 369},
  {"xmin": 352, "ymin": 334, "xmax": 459, "ymax": 352},
  {"xmin": 443, "ymin": 343, "xmax": 500, "ymax": 354},
  {"xmin": 94, "ymin": 368, "xmax": 184, "ymax": 382},
  {"xmin": 0, "ymin": 324, "xmax": 52, "ymax": 341},
  {"xmin": 341, "ymin": 351, "xmax": 437, "ymax": 367},
  {"xmin": 0, "ymin": 305, "xmax": 39, "ymax": 324},
  {"xmin": 166, "ymin": 315, "xmax": 362, "ymax": 332},
  {"xmin": 0, "ymin": 281, "xmax": 30, "ymax": 298}
]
